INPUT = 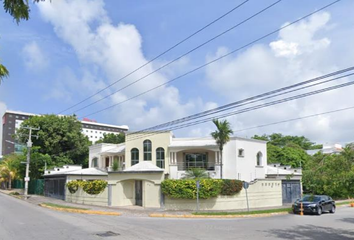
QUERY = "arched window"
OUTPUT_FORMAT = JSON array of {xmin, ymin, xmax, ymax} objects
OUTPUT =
[
  {"xmin": 257, "ymin": 152, "xmax": 263, "ymax": 166},
  {"xmin": 92, "ymin": 157, "xmax": 98, "ymax": 168},
  {"xmin": 156, "ymin": 147, "xmax": 165, "ymax": 168},
  {"xmin": 143, "ymin": 140, "xmax": 152, "ymax": 161},
  {"xmin": 131, "ymin": 148, "xmax": 139, "ymax": 166}
]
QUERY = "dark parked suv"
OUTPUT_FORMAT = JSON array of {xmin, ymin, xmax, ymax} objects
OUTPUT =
[{"xmin": 292, "ymin": 195, "xmax": 336, "ymax": 215}]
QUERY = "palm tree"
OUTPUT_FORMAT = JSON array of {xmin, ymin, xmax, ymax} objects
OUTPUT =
[
  {"xmin": 182, "ymin": 168, "xmax": 209, "ymax": 179},
  {"xmin": 0, "ymin": 63, "xmax": 9, "ymax": 84},
  {"xmin": 0, "ymin": 155, "xmax": 19, "ymax": 189},
  {"xmin": 211, "ymin": 119, "xmax": 233, "ymax": 179}
]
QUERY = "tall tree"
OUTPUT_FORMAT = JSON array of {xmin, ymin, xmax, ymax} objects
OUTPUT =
[
  {"xmin": 96, "ymin": 133, "xmax": 125, "ymax": 144},
  {"xmin": 16, "ymin": 115, "xmax": 90, "ymax": 167},
  {"xmin": 211, "ymin": 119, "xmax": 233, "ymax": 179}
]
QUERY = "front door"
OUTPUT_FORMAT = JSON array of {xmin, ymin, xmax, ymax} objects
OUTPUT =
[{"xmin": 135, "ymin": 180, "xmax": 143, "ymax": 206}]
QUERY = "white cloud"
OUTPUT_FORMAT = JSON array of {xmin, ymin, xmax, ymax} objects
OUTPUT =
[
  {"xmin": 0, "ymin": 101, "xmax": 7, "ymax": 156},
  {"xmin": 205, "ymin": 12, "xmax": 354, "ymax": 144},
  {"xmin": 22, "ymin": 41, "xmax": 48, "ymax": 71},
  {"xmin": 37, "ymin": 0, "xmax": 216, "ymax": 130}
]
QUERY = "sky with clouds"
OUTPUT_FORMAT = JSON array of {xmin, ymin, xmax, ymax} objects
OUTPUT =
[{"xmin": 1, "ymin": 0, "xmax": 354, "ymax": 148}]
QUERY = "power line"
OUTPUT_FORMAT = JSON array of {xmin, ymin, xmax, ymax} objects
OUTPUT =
[
  {"xmin": 56, "ymin": 0, "xmax": 251, "ymax": 114},
  {"xmin": 125, "ymin": 74, "xmax": 354, "ymax": 142},
  {"xmin": 72, "ymin": 0, "xmax": 282, "ymax": 114},
  {"xmin": 81, "ymin": 0, "xmax": 340, "ymax": 119},
  {"xmin": 137, "ymin": 67, "xmax": 354, "ymax": 133},
  {"xmin": 232, "ymin": 105, "xmax": 354, "ymax": 133}
]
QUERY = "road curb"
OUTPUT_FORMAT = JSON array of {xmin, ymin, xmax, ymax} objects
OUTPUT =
[
  {"xmin": 39, "ymin": 204, "xmax": 121, "ymax": 216},
  {"xmin": 149, "ymin": 212, "xmax": 289, "ymax": 219}
]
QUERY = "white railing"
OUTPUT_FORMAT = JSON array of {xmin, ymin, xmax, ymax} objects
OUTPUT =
[{"xmin": 177, "ymin": 162, "xmax": 215, "ymax": 171}]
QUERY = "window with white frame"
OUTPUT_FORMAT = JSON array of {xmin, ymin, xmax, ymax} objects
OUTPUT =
[
  {"xmin": 156, "ymin": 147, "xmax": 165, "ymax": 168},
  {"xmin": 143, "ymin": 140, "xmax": 152, "ymax": 161},
  {"xmin": 256, "ymin": 151, "xmax": 263, "ymax": 166},
  {"xmin": 238, "ymin": 148, "xmax": 244, "ymax": 157},
  {"xmin": 131, "ymin": 148, "xmax": 139, "ymax": 165},
  {"xmin": 92, "ymin": 157, "xmax": 98, "ymax": 167}
]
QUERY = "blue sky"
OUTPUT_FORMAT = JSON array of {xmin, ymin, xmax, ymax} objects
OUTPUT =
[{"xmin": 1, "ymin": 0, "xmax": 354, "ymax": 145}]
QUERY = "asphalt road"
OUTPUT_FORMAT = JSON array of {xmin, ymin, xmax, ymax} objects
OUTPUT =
[{"xmin": 1, "ymin": 193, "xmax": 354, "ymax": 240}]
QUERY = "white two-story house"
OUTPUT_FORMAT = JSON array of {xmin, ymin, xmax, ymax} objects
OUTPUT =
[{"xmin": 89, "ymin": 131, "xmax": 267, "ymax": 182}]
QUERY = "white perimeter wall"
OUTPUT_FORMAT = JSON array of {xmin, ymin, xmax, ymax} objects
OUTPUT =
[
  {"xmin": 66, "ymin": 187, "xmax": 108, "ymax": 207},
  {"xmin": 164, "ymin": 180, "xmax": 282, "ymax": 211}
]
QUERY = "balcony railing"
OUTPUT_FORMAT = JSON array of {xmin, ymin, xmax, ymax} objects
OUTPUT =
[{"xmin": 177, "ymin": 162, "xmax": 215, "ymax": 171}]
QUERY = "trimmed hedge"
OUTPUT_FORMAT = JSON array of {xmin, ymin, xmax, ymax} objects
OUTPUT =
[
  {"xmin": 220, "ymin": 179, "xmax": 243, "ymax": 196},
  {"xmin": 161, "ymin": 179, "xmax": 243, "ymax": 199},
  {"xmin": 66, "ymin": 180, "xmax": 107, "ymax": 195}
]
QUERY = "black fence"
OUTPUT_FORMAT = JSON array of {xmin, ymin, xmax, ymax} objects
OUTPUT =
[{"xmin": 44, "ymin": 178, "xmax": 66, "ymax": 200}]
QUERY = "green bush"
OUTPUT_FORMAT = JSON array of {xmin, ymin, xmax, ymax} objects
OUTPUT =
[
  {"xmin": 82, "ymin": 180, "xmax": 108, "ymax": 195},
  {"xmin": 220, "ymin": 179, "xmax": 243, "ymax": 195},
  {"xmin": 162, "ymin": 179, "xmax": 244, "ymax": 199},
  {"xmin": 66, "ymin": 181, "xmax": 81, "ymax": 194},
  {"xmin": 66, "ymin": 180, "xmax": 107, "ymax": 195},
  {"xmin": 161, "ymin": 179, "xmax": 222, "ymax": 199}
]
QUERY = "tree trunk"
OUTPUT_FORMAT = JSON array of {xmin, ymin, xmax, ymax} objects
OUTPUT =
[
  {"xmin": 8, "ymin": 176, "xmax": 11, "ymax": 190},
  {"xmin": 220, "ymin": 148, "xmax": 223, "ymax": 179}
]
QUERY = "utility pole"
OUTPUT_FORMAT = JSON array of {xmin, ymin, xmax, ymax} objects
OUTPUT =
[{"xmin": 23, "ymin": 126, "xmax": 40, "ymax": 200}]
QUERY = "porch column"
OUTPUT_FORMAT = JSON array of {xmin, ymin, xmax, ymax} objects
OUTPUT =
[
  {"xmin": 169, "ymin": 151, "xmax": 178, "ymax": 179},
  {"xmin": 109, "ymin": 156, "xmax": 113, "ymax": 167}
]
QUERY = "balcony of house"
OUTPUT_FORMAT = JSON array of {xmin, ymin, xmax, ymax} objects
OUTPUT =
[
  {"xmin": 99, "ymin": 144, "xmax": 126, "ymax": 172},
  {"xmin": 169, "ymin": 148, "xmax": 221, "ymax": 179}
]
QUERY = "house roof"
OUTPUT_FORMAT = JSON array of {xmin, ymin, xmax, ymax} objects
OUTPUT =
[
  {"xmin": 169, "ymin": 138, "xmax": 217, "ymax": 148},
  {"xmin": 266, "ymin": 166, "xmax": 302, "ymax": 176},
  {"xmin": 101, "ymin": 144, "xmax": 125, "ymax": 154},
  {"xmin": 65, "ymin": 168, "xmax": 108, "ymax": 176},
  {"xmin": 123, "ymin": 161, "xmax": 164, "ymax": 173},
  {"xmin": 44, "ymin": 167, "xmax": 107, "ymax": 176}
]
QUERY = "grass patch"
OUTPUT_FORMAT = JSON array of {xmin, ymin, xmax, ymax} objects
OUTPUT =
[
  {"xmin": 42, "ymin": 202, "xmax": 89, "ymax": 210},
  {"xmin": 336, "ymin": 201, "xmax": 353, "ymax": 206},
  {"xmin": 193, "ymin": 208, "xmax": 292, "ymax": 216}
]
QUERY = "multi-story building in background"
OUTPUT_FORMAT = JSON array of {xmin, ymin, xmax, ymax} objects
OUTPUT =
[{"xmin": 1, "ymin": 110, "xmax": 128, "ymax": 156}]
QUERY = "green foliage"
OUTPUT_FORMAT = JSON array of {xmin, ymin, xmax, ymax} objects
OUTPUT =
[
  {"xmin": 303, "ymin": 148, "xmax": 354, "ymax": 199},
  {"xmin": 211, "ymin": 119, "xmax": 233, "ymax": 151},
  {"xmin": 66, "ymin": 181, "xmax": 81, "ymax": 194},
  {"xmin": 96, "ymin": 133, "xmax": 125, "ymax": 144},
  {"xmin": 16, "ymin": 115, "xmax": 90, "ymax": 168},
  {"xmin": 253, "ymin": 133, "xmax": 313, "ymax": 167},
  {"xmin": 3, "ymin": 0, "xmax": 44, "ymax": 24},
  {"xmin": 0, "ymin": 153, "xmax": 24, "ymax": 189},
  {"xmin": 82, "ymin": 180, "xmax": 108, "ymax": 195},
  {"xmin": 253, "ymin": 133, "xmax": 322, "ymax": 150},
  {"xmin": 0, "ymin": 63, "xmax": 9, "ymax": 83},
  {"xmin": 162, "ymin": 179, "xmax": 223, "ymax": 199},
  {"xmin": 66, "ymin": 180, "xmax": 108, "ymax": 195},
  {"xmin": 182, "ymin": 168, "xmax": 209, "ymax": 179},
  {"xmin": 161, "ymin": 179, "xmax": 243, "ymax": 199},
  {"xmin": 220, "ymin": 179, "xmax": 243, "ymax": 196},
  {"xmin": 28, "ymin": 147, "xmax": 52, "ymax": 179},
  {"xmin": 112, "ymin": 160, "xmax": 119, "ymax": 171}
]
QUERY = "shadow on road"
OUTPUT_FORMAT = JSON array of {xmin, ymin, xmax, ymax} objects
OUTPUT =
[
  {"xmin": 266, "ymin": 225, "xmax": 354, "ymax": 240},
  {"xmin": 339, "ymin": 218, "xmax": 354, "ymax": 224}
]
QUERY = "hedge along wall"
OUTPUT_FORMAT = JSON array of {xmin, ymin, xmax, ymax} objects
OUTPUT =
[
  {"xmin": 65, "ymin": 180, "xmax": 109, "ymax": 206},
  {"xmin": 163, "ymin": 179, "xmax": 282, "ymax": 211}
]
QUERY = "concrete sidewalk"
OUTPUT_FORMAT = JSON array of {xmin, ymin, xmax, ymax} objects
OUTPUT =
[
  {"xmin": 0, "ymin": 189, "xmax": 192, "ymax": 217},
  {"xmin": 1, "ymin": 189, "xmax": 352, "ymax": 218}
]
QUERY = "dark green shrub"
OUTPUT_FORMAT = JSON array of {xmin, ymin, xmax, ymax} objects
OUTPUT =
[{"xmin": 220, "ymin": 179, "xmax": 243, "ymax": 195}]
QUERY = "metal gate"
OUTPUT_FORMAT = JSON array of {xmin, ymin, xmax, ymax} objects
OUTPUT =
[
  {"xmin": 282, "ymin": 180, "xmax": 301, "ymax": 204},
  {"xmin": 44, "ymin": 177, "xmax": 66, "ymax": 200}
]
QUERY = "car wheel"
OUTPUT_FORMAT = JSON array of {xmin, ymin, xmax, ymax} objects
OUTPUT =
[
  {"xmin": 329, "ymin": 205, "xmax": 336, "ymax": 214},
  {"xmin": 293, "ymin": 209, "xmax": 297, "ymax": 214},
  {"xmin": 317, "ymin": 206, "xmax": 322, "ymax": 215}
]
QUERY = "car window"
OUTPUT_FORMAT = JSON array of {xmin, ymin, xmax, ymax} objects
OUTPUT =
[{"xmin": 302, "ymin": 196, "xmax": 321, "ymax": 202}]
